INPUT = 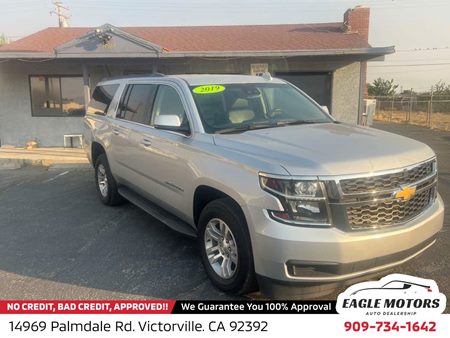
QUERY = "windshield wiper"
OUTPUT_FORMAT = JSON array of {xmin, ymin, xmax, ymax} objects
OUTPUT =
[
  {"xmin": 274, "ymin": 119, "xmax": 325, "ymax": 126},
  {"xmin": 215, "ymin": 120, "xmax": 327, "ymax": 134},
  {"xmin": 215, "ymin": 123, "xmax": 275, "ymax": 134}
]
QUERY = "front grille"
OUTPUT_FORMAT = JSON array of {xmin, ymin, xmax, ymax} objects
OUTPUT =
[
  {"xmin": 347, "ymin": 187, "xmax": 433, "ymax": 229},
  {"xmin": 340, "ymin": 160, "xmax": 434, "ymax": 194},
  {"xmin": 332, "ymin": 159, "xmax": 437, "ymax": 231}
]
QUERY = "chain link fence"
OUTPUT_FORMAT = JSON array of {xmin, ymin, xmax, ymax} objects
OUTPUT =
[{"xmin": 371, "ymin": 95, "xmax": 450, "ymax": 131}]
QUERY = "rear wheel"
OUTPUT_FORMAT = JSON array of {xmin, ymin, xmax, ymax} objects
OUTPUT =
[
  {"xmin": 198, "ymin": 198, "xmax": 257, "ymax": 294},
  {"xmin": 94, "ymin": 154, "xmax": 124, "ymax": 206}
]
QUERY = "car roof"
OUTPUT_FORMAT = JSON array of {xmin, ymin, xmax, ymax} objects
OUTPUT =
[
  {"xmin": 173, "ymin": 74, "xmax": 286, "ymax": 85},
  {"xmin": 98, "ymin": 73, "xmax": 286, "ymax": 86}
]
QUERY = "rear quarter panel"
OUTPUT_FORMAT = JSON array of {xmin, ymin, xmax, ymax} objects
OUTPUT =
[{"xmin": 83, "ymin": 81, "xmax": 126, "ymax": 169}]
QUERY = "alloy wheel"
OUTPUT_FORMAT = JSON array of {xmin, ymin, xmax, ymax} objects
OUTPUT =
[
  {"xmin": 204, "ymin": 218, "xmax": 238, "ymax": 279},
  {"xmin": 97, "ymin": 164, "xmax": 109, "ymax": 197}
]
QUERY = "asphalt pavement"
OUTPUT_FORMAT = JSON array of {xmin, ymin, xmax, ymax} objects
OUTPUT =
[
  {"xmin": 0, "ymin": 166, "xmax": 235, "ymax": 300},
  {"xmin": 0, "ymin": 122, "xmax": 448, "ymax": 310}
]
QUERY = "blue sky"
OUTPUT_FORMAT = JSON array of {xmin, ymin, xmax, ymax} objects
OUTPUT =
[{"xmin": 1, "ymin": 0, "xmax": 449, "ymax": 92}]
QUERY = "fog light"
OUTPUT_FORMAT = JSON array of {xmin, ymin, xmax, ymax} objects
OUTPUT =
[{"xmin": 296, "ymin": 201, "xmax": 320, "ymax": 214}]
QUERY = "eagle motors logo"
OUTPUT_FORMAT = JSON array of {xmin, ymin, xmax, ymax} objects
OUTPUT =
[{"xmin": 336, "ymin": 274, "xmax": 447, "ymax": 316}]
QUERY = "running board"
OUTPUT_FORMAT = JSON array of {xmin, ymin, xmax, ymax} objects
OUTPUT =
[{"xmin": 118, "ymin": 187, "xmax": 197, "ymax": 238}]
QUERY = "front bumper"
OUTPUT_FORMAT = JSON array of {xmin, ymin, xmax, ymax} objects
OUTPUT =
[{"xmin": 246, "ymin": 194, "xmax": 444, "ymax": 292}]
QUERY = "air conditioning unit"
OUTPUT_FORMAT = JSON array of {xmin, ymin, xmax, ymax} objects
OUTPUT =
[{"xmin": 362, "ymin": 99, "xmax": 376, "ymax": 126}]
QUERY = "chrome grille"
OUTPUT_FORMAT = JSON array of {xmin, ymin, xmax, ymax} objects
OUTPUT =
[
  {"xmin": 347, "ymin": 187, "xmax": 433, "ymax": 229},
  {"xmin": 340, "ymin": 160, "xmax": 434, "ymax": 194},
  {"xmin": 327, "ymin": 159, "xmax": 438, "ymax": 231}
]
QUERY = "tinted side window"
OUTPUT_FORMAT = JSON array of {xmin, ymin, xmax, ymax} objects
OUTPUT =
[
  {"xmin": 87, "ymin": 84, "xmax": 119, "ymax": 116},
  {"xmin": 151, "ymin": 85, "xmax": 187, "ymax": 125},
  {"xmin": 117, "ymin": 84, "xmax": 157, "ymax": 124}
]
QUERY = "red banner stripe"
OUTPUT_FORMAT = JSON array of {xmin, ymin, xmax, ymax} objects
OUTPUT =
[{"xmin": 0, "ymin": 300, "xmax": 176, "ymax": 314}]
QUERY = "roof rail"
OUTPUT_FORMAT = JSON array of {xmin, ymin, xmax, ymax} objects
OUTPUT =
[
  {"xmin": 255, "ymin": 72, "xmax": 273, "ymax": 81},
  {"xmin": 101, "ymin": 72, "xmax": 166, "ymax": 81}
]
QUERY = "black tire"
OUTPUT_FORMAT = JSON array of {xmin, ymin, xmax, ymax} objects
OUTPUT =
[
  {"xmin": 198, "ymin": 198, "xmax": 257, "ymax": 295},
  {"xmin": 94, "ymin": 154, "xmax": 124, "ymax": 206}
]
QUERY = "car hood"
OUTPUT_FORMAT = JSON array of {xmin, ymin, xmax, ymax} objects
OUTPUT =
[{"xmin": 212, "ymin": 123, "xmax": 435, "ymax": 176}]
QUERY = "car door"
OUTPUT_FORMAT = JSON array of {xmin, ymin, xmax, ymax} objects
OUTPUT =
[
  {"xmin": 109, "ymin": 83, "xmax": 159, "ymax": 194},
  {"xmin": 136, "ymin": 83, "xmax": 194, "ymax": 220}
]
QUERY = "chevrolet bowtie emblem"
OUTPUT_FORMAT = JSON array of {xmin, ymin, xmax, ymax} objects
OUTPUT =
[{"xmin": 394, "ymin": 186, "xmax": 416, "ymax": 201}]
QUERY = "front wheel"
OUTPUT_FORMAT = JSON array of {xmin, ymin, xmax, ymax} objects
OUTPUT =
[{"xmin": 198, "ymin": 198, "xmax": 257, "ymax": 294}]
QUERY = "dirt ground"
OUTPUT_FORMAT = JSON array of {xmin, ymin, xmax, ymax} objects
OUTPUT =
[{"xmin": 374, "ymin": 110, "xmax": 450, "ymax": 131}]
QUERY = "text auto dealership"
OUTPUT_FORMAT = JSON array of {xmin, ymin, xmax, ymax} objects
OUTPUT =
[{"xmin": 0, "ymin": 6, "xmax": 393, "ymax": 147}]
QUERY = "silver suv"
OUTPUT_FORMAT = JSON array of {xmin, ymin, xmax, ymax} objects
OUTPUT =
[{"xmin": 83, "ymin": 74, "xmax": 444, "ymax": 298}]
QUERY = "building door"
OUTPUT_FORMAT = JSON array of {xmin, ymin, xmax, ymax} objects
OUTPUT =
[{"xmin": 275, "ymin": 72, "xmax": 332, "ymax": 113}]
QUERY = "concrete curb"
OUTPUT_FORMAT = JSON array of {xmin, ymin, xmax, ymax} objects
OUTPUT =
[
  {"xmin": 0, "ymin": 158, "xmax": 43, "ymax": 170},
  {"xmin": 48, "ymin": 163, "xmax": 92, "ymax": 171},
  {"xmin": 0, "ymin": 159, "xmax": 24, "ymax": 170},
  {"xmin": 0, "ymin": 158, "xmax": 90, "ymax": 170}
]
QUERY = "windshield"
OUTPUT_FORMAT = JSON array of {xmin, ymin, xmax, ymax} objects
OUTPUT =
[{"xmin": 190, "ymin": 83, "xmax": 333, "ymax": 133}]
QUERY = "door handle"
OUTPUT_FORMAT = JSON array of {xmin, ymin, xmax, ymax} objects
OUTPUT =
[
  {"xmin": 112, "ymin": 128, "xmax": 121, "ymax": 135},
  {"xmin": 140, "ymin": 139, "xmax": 152, "ymax": 147}
]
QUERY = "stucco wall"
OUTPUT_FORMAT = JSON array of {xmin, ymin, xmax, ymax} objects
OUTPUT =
[
  {"xmin": 0, "ymin": 58, "xmax": 362, "ymax": 147},
  {"xmin": 0, "ymin": 61, "xmax": 87, "ymax": 147},
  {"xmin": 331, "ymin": 62, "xmax": 361, "ymax": 124}
]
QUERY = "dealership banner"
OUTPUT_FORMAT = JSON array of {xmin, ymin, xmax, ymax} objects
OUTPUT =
[{"xmin": 0, "ymin": 274, "xmax": 448, "ymax": 337}]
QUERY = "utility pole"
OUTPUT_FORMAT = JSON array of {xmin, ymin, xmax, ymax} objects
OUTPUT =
[
  {"xmin": 408, "ymin": 87, "xmax": 413, "ymax": 122},
  {"xmin": 429, "ymin": 88, "xmax": 434, "ymax": 127},
  {"xmin": 51, "ymin": 1, "xmax": 70, "ymax": 28}
]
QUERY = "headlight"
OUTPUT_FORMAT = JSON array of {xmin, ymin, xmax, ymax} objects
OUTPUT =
[
  {"xmin": 294, "ymin": 181, "xmax": 318, "ymax": 196},
  {"xmin": 259, "ymin": 174, "xmax": 331, "ymax": 227}
]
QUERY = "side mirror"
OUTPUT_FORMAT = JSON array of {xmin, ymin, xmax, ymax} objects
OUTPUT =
[
  {"xmin": 321, "ymin": 106, "xmax": 330, "ymax": 114},
  {"xmin": 154, "ymin": 115, "xmax": 190, "ymax": 135},
  {"xmin": 154, "ymin": 115, "xmax": 181, "ymax": 128}
]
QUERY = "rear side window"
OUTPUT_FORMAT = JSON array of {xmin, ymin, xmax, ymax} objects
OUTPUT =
[
  {"xmin": 87, "ymin": 84, "xmax": 119, "ymax": 116},
  {"xmin": 117, "ymin": 84, "xmax": 157, "ymax": 125}
]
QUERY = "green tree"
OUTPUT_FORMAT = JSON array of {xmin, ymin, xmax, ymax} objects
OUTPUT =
[
  {"xmin": 368, "ymin": 78, "xmax": 399, "ymax": 96},
  {"xmin": 430, "ymin": 80, "xmax": 450, "ymax": 95},
  {"xmin": 0, "ymin": 33, "xmax": 9, "ymax": 46}
]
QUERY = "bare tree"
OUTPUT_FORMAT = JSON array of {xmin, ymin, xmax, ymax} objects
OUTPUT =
[{"xmin": 430, "ymin": 80, "xmax": 450, "ymax": 95}]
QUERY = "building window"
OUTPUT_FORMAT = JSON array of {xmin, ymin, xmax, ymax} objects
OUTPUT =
[{"xmin": 29, "ymin": 75, "xmax": 85, "ymax": 117}]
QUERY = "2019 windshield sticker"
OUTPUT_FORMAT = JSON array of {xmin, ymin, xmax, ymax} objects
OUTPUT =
[{"xmin": 192, "ymin": 85, "xmax": 225, "ymax": 94}]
